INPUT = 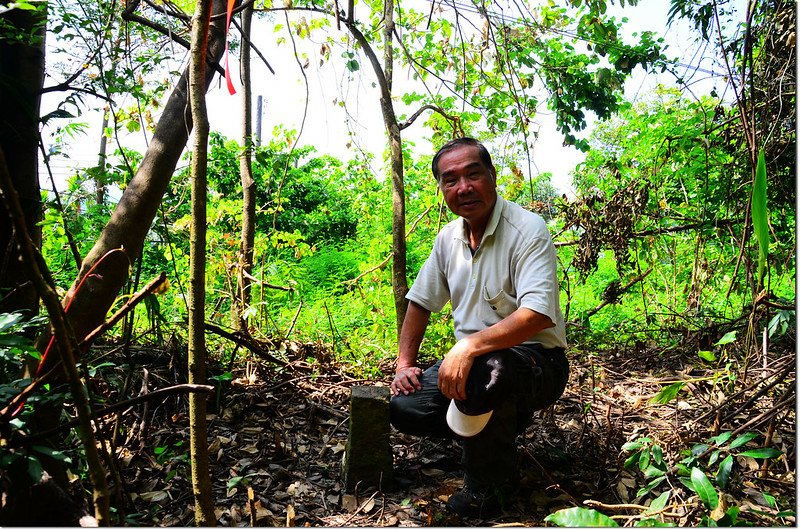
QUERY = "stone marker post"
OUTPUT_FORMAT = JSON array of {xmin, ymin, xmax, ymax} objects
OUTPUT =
[{"xmin": 342, "ymin": 385, "xmax": 394, "ymax": 491}]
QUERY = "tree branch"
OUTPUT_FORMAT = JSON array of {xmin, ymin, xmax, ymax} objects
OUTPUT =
[
  {"xmin": 122, "ymin": 0, "xmax": 226, "ymax": 78},
  {"xmin": 19, "ymin": 384, "xmax": 214, "ymax": 445},
  {"xmin": 0, "ymin": 147, "xmax": 110, "ymax": 524},
  {"xmin": 397, "ymin": 104, "xmax": 463, "ymax": 134},
  {"xmin": 205, "ymin": 322, "xmax": 289, "ymax": 367}
]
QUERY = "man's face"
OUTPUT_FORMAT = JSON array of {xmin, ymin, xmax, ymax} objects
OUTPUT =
[{"xmin": 436, "ymin": 145, "xmax": 497, "ymax": 226}]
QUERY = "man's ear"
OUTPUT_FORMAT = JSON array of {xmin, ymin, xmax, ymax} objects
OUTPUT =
[{"xmin": 490, "ymin": 166, "xmax": 498, "ymax": 182}]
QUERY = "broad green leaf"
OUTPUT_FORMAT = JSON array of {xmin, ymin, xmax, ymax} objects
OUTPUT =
[
  {"xmin": 544, "ymin": 507, "xmax": 619, "ymax": 527},
  {"xmin": 713, "ymin": 331, "xmax": 737, "ymax": 346},
  {"xmin": 729, "ymin": 432, "xmax": 759, "ymax": 449},
  {"xmin": 0, "ymin": 312, "xmax": 24, "ymax": 331},
  {"xmin": 708, "ymin": 432, "xmax": 733, "ymax": 446},
  {"xmin": 645, "ymin": 490, "xmax": 671, "ymax": 514},
  {"xmin": 690, "ymin": 467, "xmax": 718, "ymax": 509},
  {"xmin": 762, "ymin": 492, "xmax": 777, "ymax": 509},
  {"xmin": 226, "ymin": 475, "xmax": 250, "ymax": 490},
  {"xmin": 643, "ymin": 465, "xmax": 666, "ymax": 479},
  {"xmin": 751, "ymin": 149, "xmax": 769, "ymax": 285},
  {"xmin": 624, "ymin": 452, "xmax": 640, "ymax": 469},
  {"xmin": 716, "ymin": 454, "xmax": 733, "ymax": 489},
  {"xmin": 650, "ymin": 382, "xmax": 685, "ymax": 404},
  {"xmin": 638, "ymin": 449, "xmax": 651, "ymax": 471},
  {"xmin": 622, "ymin": 441, "xmax": 644, "ymax": 452},
  {"xmin": 697, "ymin": 350, "xmax": 716, "ymax": 362},
  {"xmin": 31, "ymin": 445, "xmax": 73, "ymax": 465},
  {"xmin": 26, "ymin": 455, "xmax": 43, "ymax": 483},
  {"xmin": 739, "ymin": 447, "xmax": 782, "ymax": 459},
  {"xmin": 651, "ymin": 444, "xmax": 663, "ymax": 465}
]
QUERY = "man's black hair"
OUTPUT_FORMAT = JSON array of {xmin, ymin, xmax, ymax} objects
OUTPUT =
[{"xmin": 431, "ymin": 137, "xmax": 494, "ymax": 181}]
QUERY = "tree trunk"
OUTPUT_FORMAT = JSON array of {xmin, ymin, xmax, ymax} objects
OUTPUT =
[
  {"xmin": 343, "ymin": 3, "xmax": 408, "ymax": 340},
  {"xmin": 95, "ymin": 111, "xmax": 108, "ymax": 206},
  {"xmin": 382, "ymin": 0, "xmax": 409, "ymax": 336},
  {"xmin": 35, "ymin": 0, "xmax": 228, "ymax": 373},
  {"xmin": 188, "ymin": 0, "xmax": 216, "ymax": 525},
  {"xmin": 237, "ymin": 2, "xmax": 256, "ymax": 331},
  {"xmin": 0, "ymin": 4, "xmax": 46, "ymax": 317}
]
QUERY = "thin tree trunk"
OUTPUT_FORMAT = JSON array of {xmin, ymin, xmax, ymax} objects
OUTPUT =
[
  {"xmin": 381, "ymin": 0, "xmax": 409, "ymax": 336},
  {"xmin": 343, "ymin": 4, "xmax": 408, "ymax": 339},
  {"xmin": 188, "ymin": 0, "xmax": 215, "ymax": 524},
  {"xmin": 237, "ymin": 2, "xmax": 256, "ymax": 331},
  {"xmin": 95, "ymin": 111, "xmax": 108, "ymax": 205},
  {"xmin": 0, "ymin": 4, "xmax": 46, "ymax": 317}
]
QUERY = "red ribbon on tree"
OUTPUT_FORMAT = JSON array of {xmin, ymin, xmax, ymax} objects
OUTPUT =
[{"xmin": 224, "ymin": 0, "xmax": 237, "ymax": 94}]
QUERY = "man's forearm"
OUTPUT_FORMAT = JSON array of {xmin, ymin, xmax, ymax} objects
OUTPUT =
[
  {"xmin": 396, "ymin": 301, "xmax": 431, "ymax": 369},
  {"xmin": 462, "ymin": 307, "xmax": 553, "ymax": 358}
]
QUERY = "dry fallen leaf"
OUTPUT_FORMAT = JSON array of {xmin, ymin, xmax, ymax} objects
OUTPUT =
[
  {"xmin": 286, "ymin": 504, "xmax": 296, "ymax": 526},
  {"xmin": 138, "ymin": 490, "xmax": 169, "ymax": 503}
]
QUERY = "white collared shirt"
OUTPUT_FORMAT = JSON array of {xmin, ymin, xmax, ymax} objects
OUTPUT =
[{"xmin": 407, "ymin": 196, "xmax": 567, "ymax": 349}]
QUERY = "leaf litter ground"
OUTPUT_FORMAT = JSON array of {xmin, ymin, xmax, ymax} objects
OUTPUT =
[{"xmin": 111, "ymin": 339, "xmax": 795, "ymax": 526}]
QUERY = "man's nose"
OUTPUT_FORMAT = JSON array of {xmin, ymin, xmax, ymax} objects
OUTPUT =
[{"xmin": 455, "ymin": 177, "xmax": 473, "ymax": 194}]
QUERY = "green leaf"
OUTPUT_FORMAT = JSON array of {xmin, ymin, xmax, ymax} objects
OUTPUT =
[
  {"xmin": 708, "ymin": 432, "xmax": 733, "ymax": 446},
  {"xmin": 31, "ymin": 445, "xmax": 73, "ymax": 465},
  {"xmin": 751, "ymin": 149, "xmax": 769, "ymax": 285},
  {"xmin": 650, "ymin": 382, "xmax": 685, "ymax": 404},
  {"xmin": 638, "ymin": 449, "xmax": 651, "ymax": 471},
  {"xmin": 651, "ymin": 444, "xmax": 663, "ymax": 465},
  {"xmin": 645, "ymin": 490, "xmax": 671, "ymax": 514},
  {"xmin": 0, "ymin": 312, "xmax": 24, "ymax": 332},
  {"xmin": 715, "ymin": 454, "xmax": 733, "ymax": 490},
  {"xmin": 39, "ymin": 109, "xmax": 75, "ymax": 125},
  {"xmin": 762, "ymin": 492, "xmax": 777, "ymax": 509},
  {"xmin": 622, "ymin": 441, "xmax": 644, "ymax": 452},
  {"xmin": 624, "ymin": 452, "xmax": 640, "ymax": 469},
  {"xmin": 26, "ymin": 455, "xmax": 43, "ymax": 483},
  {"xmin": 729, "ymin": 432, "xmax": 759, "ymax": 449},
  {"xmin": 690, "ymin": 467, "xmax": 718, "ymax": 509},
  {"xmin": 713, "ymin": 331, "xmax": 737, "ymax": 346},
  {"xmin": 544, "ymin": 507, "xmax": 619, "ymax": 527},
  {"xmin": 227, "ymin": 475, "xmax": 249, "ymax": 490},
  {"xmin": 697, "ymin": 350, "xmax": 716, "ymax": 362},
  {"xmin": 643, "ymin": 464, "xmax": 666, "ymax": 479},
  {"xmin": 739, "ymin": 447, "xmax": 782, "ymax": 459}
]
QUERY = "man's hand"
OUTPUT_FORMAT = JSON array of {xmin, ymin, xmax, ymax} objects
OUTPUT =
[
  {"xmin": 391, "ymin": 366, "xmax": 424, "ymax": 396},
  {"xmin": 437, "ymin": 339, "xmax": 476, "ymax": 401}
]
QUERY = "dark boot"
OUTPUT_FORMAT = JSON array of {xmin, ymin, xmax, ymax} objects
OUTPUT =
[{"xmin": 445, "ymin": 479, "xmax": 517, "ymax": 518}]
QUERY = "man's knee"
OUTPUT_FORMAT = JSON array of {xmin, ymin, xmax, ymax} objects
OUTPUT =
[{"xmin": 389, "ymin": 394, "xmax": 413, "ymax": 433}]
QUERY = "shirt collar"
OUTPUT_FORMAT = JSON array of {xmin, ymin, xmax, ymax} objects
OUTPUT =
[{"xmin": 456, "ymin": 196, "xmax": 505, "ymax": 243}]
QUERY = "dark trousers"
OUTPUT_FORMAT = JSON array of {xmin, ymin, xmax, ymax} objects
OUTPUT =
[{"xmin": 390, "ymin": 344, "xmax": 569, "ymax": 488}]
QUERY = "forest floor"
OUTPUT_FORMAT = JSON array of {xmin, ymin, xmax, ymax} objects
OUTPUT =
[{"xmin": 109, "ymin": 337, "xmax": 796, "ymax": 527}]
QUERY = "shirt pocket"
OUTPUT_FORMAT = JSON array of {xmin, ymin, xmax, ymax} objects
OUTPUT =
[{"xmin": 483, "ymin": 286, "xmax": 517, "ymax": 319}]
